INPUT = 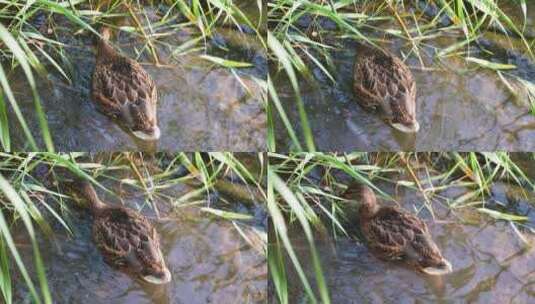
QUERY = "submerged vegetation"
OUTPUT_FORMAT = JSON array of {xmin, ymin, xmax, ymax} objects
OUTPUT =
[
  {"xmin": 268, "ymin": 152, "xmax": 535, "ymax": 303},
  {"xmin": 267, "ymin": 0, "xmax": 535, "ymax": 151},
  {"xmin": 0, "ymin": 0, "xmax": 266, "ymax": 151},
  {"xmin": 0, "ymin": 152, "xmax": 266, "ymax": 304}
]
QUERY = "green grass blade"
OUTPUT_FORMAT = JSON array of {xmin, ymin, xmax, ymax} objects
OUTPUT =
[
  {"xmin": 0, "ymin": 175, "xmax": 43, "ymax": 304},
  {"xmin": 0, "ymin": 92, "xmax": 10, "ymax": 151},
  {"xmin": 200, "ymin": 207, "xmax": 254, "ymax": 220},
  {"xmin": 199, "ymin": 54, "xmax": 253, "ymax": 68},
  {"xmin": 270, "ymin": 168, "xmax": 330, "ymax": 303},
  {"xmin": 0, "ymin": 236, "xmax": 12, "ymax": 304},
  {"xmin": 465, "ymin": 57, "xmax": 516, "ymax": 70},
  {"xmin": 268, "ymin": 31, "xmax": 315, "ymax": 151}
]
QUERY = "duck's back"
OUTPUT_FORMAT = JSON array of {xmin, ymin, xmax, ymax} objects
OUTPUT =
[
  {"xmin": 353, "ymin": 45, "xmax": 415, "ymax": 109},
  {"xmin": 92, "ymin": 54, "xmax": 156, "ymax": 115},
  {"xmin": 361, "ymin": 206, "xmax": 431, "ymax": 260},
  {"xmin": 92, "ymin": 207, "xmax": 159, "ymax": 267}
]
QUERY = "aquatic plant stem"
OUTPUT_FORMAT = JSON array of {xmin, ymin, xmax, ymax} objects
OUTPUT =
[{"xmin": 126, "ymin": 3, "xmax": 160, "ymax": 65}]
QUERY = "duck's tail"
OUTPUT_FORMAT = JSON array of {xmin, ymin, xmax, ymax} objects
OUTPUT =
[{"xmin": 64, "ymin": 178, "xmax": 106, "ymax": 212}]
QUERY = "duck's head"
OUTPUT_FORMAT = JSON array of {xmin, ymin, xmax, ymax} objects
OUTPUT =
[
  {"xmin": 420, "ymin": 258, "xmax": 453, "ymax": 276},
  {"xmin": 136, "ymin": 239, "xmax": 171, "ymax": 284},
  {"xmin": 120, "ymin": 97, "xmax": 161, "ymax": 141},
  {"xmin": 389, "ymin": 88, "xmax": 419, "ymax": 133},
  {"xmin": 414, "ymin": 237, "xmax": 453, "ymax": 275},
  {"xmin": 141, "ymin": 262, "xmax": 172, "ymax": 285},
  {"xmin": 342, "ymin": 183, "xmax": 379, "ymax": 219}
]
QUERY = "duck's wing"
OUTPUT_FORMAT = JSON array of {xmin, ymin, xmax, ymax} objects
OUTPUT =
[
  {"xmin": 93, "ymin": 208, "xmax": 156, "ymax": 268},
  {"xmin": 114, "ymin": 207, "xmax": 165, "ymax": 270},
  {"xmin": 388, "ymin": 55, "xmax": 416, "ymax": 122},
  {"xmin": 93, "ymin": 210, "xmax": 132, "ymax": 265},
  {"xmin": 363, "ymin": 206, "xmax": 427, "ymax": 260},
  {"xmin": 113, "ymin": 57, "xmax": 157, "ymax": 106},
  {"xmin": 353, "ymin": 50, "xmax": 415, "ymax": 115},
  {"xmin": 92, "ymin": 57, "xmax": 157, "ymax": 113},
  {"xmin": 92, "ymin": 63, "xmax": 128, "ymax": 115},
  {"xmin": 363, "ymin": 207, "xmax": 407, "ymax": 259},
  {"xmin": 373, "ymin": 207, "xmax": 445, "ymax": 263},
  {"xmin": 353, "ymin": 54, "xmax": 390, "ymax": 109}
]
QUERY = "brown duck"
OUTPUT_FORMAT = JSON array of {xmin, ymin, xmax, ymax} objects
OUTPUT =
[
  {"xmin": 343, "ymin": 183, "xmax": 452, "ymax": 275},
  {"xmin": 353, "ymin": 44, "xmax": 419, "ymax": 133},
  {"xmin": 92, "ymin": 27, "xmax": 160, "ymax": 140},
  {"xmin": 66, "ymin": 179, "xmax": 171, "ymax": 284}
]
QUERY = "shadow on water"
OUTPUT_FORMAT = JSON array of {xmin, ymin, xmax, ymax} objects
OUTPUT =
[
  {"xmin": 10, "ymin": 173, "xmax": 267, "ymax": 303},
  {"xmin": 271, "ymin": 173, "xmax": 535, "ymax": 303},
  {"xmin": 273, "ymin": 4, "xmax": 535, "ymax": 151},
  {"xmin": 6, "ymin": 3, "xmax": 266, "ymax": 151}
]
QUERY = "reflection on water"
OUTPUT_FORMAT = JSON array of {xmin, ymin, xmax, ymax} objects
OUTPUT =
[
  {"xmin": 273, "ymin": 182, "xmax": 534, "ymax": 303},
  {"xmin": 11, "ymin": 181, "xmax": 267, "ymax": 304},
  {"xmin": 7, "ymin": 4, "xmax": 266, "ymax": 151},
  {"xmin": 273, "ymin": 5, "xmax": 535, "ymax": 151}
]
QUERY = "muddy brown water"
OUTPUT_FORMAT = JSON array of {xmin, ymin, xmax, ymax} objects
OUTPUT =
[
  {"xmin": 270, "ymin": 180, "xmax": 535, "ymax": 303},
  {"xmin": 272, "ymin": 5, "xmax": 535, "ymax": 151},
  {"xmin": 6, "ymin": 3, "xmax": 266, "ymax": 151},
  {"xmin": 9, "ymin": 179, "xmax": 267, "ymax": 304}
]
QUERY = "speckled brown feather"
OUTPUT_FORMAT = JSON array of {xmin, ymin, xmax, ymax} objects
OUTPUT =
[
  {"xmin": 92, "ymin": 207, "xmax": 164, "ymax": 273},
  {"xmin": 360, "ymin": 206, "xmax": 444, "ymax": 267},
  {"xmin": 353, "ymin": 45, "xmax": 417, "ymax": 126}
]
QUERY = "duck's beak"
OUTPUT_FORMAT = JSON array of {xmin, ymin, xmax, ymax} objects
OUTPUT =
[
  {"xmin": 133, "ymin": 126, "xmax": 161, "ymax": 141},
  {"xmin": 142, "ymin": 267, "xmax": 172, "ymax": 284},
  {"xmin": 422, "ymin": 259, "xmax": 452, "ymax": 276},
  {"xmin": 391, "ymin": 120, "xmax": 420, "ymax": 133}
]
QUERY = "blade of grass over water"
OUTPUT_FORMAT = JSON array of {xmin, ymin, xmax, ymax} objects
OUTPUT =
[
  {"xmin": 268, "ymin": 233, "xmax": 288, "ymax": 304},
  {"xmin": 274, "ymin": 175, "xmax": 330, "ymax": 304},
  {"xmin": 268, "ymin": 77, "xmax": 302, "ymax": 151},
  {"xmin": 199, "ymin": 54, "xmax": 253, "ymax": 67},
  {"xmin": 0, "ymin": 173, "xmax": 51, "ymax": 304},
  {"xmin": 465, "ymin": 57, "xmax": 517, "ymax": 70},
  {"xmin": 0, "ymin": 27, "xmax": 38, "ymax": 151},
  {"xmin": 268, "ymin": 31, "xmax": 315, "ymax": 151},
  {"xmin": 0, "ymin": 92, "xmax": 9, "ymax": 151},
  {"xmin": 201, "ymin": 207, "xmax": 254, "ymax": 220},
  {"xmin": 477, "ymin": 208, "xmax": 528, "ymax": 222},
  {"xmin": 268, "ymin": 170, "xmax": 325, "ymax": 304},
  {"xmin": 0, "ymin": 236, "xmax": 12, "ymax": 304}
]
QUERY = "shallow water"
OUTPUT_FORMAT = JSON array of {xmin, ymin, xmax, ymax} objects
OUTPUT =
[
  {"xmin": 273, "ymin": 5, "xmax": 535, "ymax": 151},
  {"xmin": 10, "ymin": 178, "xmax": 267, "ymax": 303},
  {"xmin": 6, "ymin": 3, "xmax": 266, "ymax": 151},
  {"xmin": 271, "ymin": 180, "xmax": 535, "ymax": 303}
]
